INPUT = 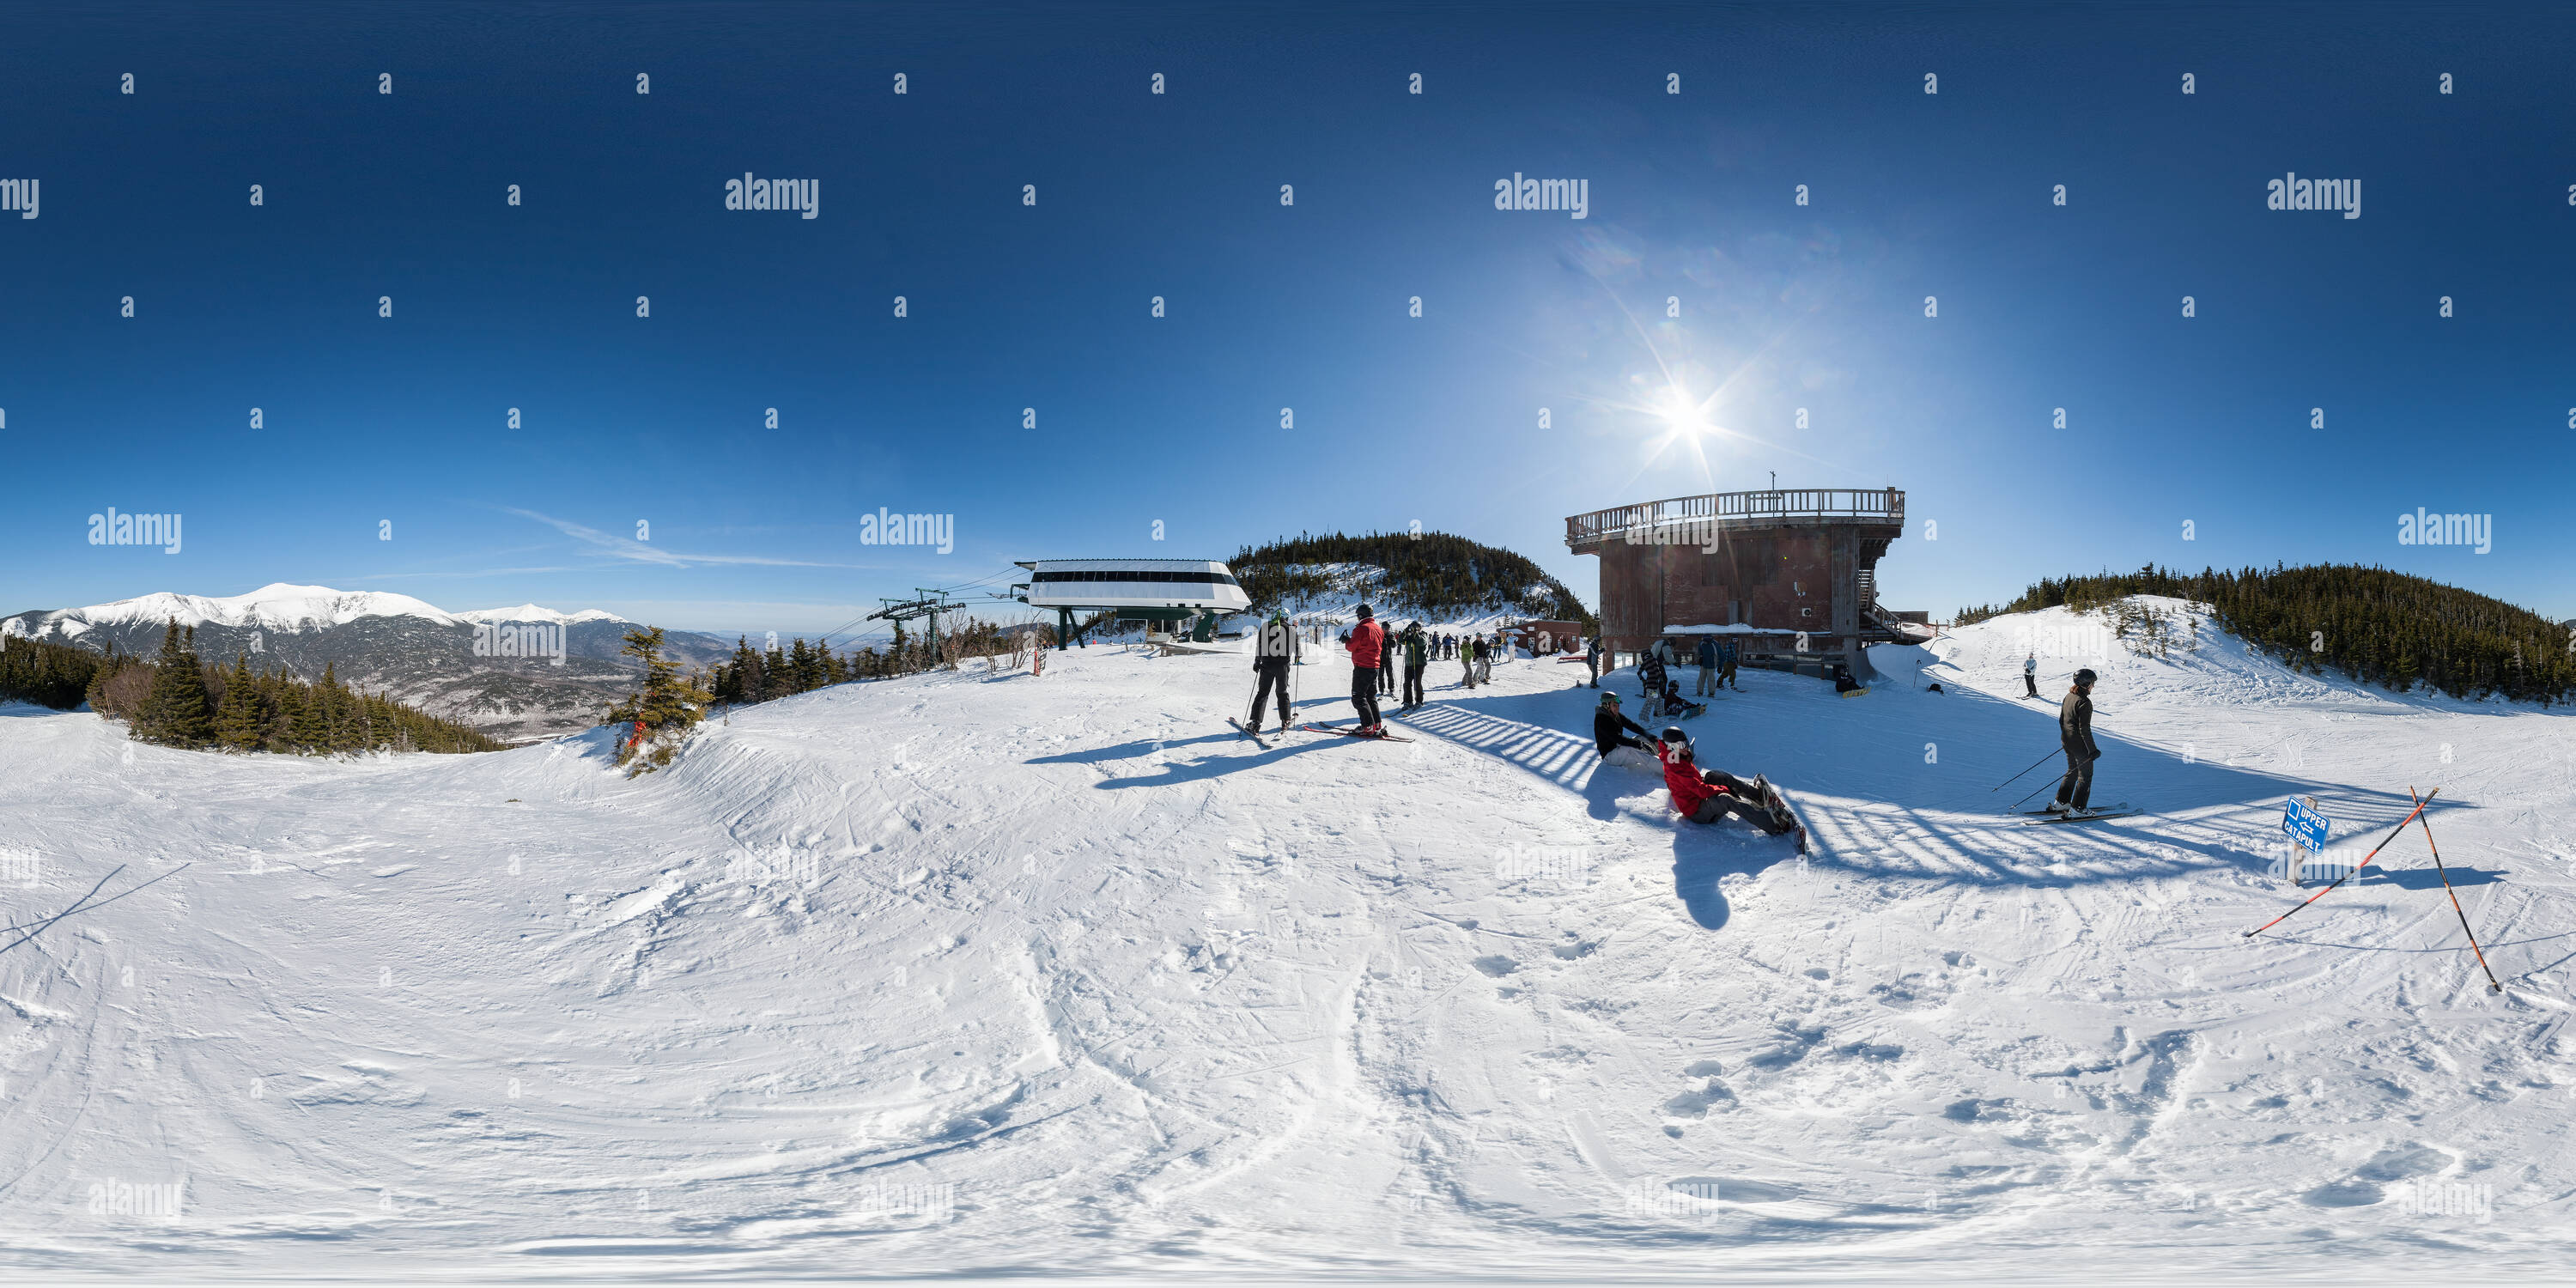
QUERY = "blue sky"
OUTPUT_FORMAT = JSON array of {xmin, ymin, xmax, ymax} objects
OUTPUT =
[{"xmin": 4, "ymin": 1, "xmax": 2571, "ymax": 641}]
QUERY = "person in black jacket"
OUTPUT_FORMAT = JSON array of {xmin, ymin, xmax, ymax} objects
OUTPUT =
[
  {"xmin": 1248, "ymin": 610, "xmax": 1298, "ymax": 732},
  {"xmin": 2045, "ymin": 667, "xmax": 2102, "ymax": 815},
  {"xmin": 1592, "ymin": 692, "xmax": 1656, "ymax": 766}
]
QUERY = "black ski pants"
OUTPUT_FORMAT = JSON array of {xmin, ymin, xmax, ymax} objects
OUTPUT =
[
  {"xmin": 1251, "ymin": 663, "xmax": 1292, "ymax": 727},
  {"xmin": 2053, "ymin": 746, "xmax": 2094, "ymax": 809},
  {"xmin": 1403, "ymin": 662, "xmax": 1425, "ymax": 707},
  {"xmin": 1351, "ymin": 665, "xmax": 1381, "ymax": 726}
]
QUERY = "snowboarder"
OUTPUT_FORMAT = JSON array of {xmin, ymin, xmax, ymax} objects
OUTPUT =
[
  {"xmin": 1476, "ymin": 635, "xmax": 1494, "ymax": 685},
  {"xmin": 1583, "ymin": 633, "xmax": 1601, "ymax": 688},
  {"xmin": 1592, "ymin": 692, "xmax": 1656, "ymax": 769},
  {"xmin": 1832, "ymin": 661, "xmax": 1865, "ymax": 696},
  {"xmin": 1379, "ymin": 623, "xmax": 1400, "ymax": 701},
  {"xmin": 2023, "ymin": 652, "xmax": 2039, "ymax": 698},
  {"xmin": 1718, "ymin": 637, "xmax": 1741, "ymax": 690},
  {"xmin": 1460, "ymin": 635, "xmax": 1479, "ymax": 689},
  {"xmin": 1341, "ymin": 605, "xmax": 1387, "ymax": 735},
  {"xmin": 1400, "ymin": 622, "xmax": 1428, "ymax": 708},
  {"xmin": 1249, "ymin": 610, "xmax": 1297, "ymax": 732},
  {"xmin": 2045, "ymin": 667, "xmax": 2102, "ymax": 817},
  {"xmin": 1695, "ymin": 635, "xmax": 1719, "ymax": 696},
  {"xmin": 1655, "ymin": 727, "xmax": 1797, "ymax": 835}
]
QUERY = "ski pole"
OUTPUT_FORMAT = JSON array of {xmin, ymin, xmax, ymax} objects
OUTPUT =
[
  {"xmin": 2242, "ymin": 788, "xmax": 2439, "ymax": 939},
  {"xmin": 2411, "ymin": 786, "xmax": 2503, "ymax": 993},
  {"xmin": 1992, "ymin": 747, "xmax": 2062, "ymax": 792}
]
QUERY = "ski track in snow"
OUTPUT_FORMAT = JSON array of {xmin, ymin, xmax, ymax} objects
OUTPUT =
[{"xmin": 3, "ymin": 601, "xmax": 2573, "ymax": 1279}]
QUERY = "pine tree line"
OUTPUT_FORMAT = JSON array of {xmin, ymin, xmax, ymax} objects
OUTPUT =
[
  {"xmin": 1230, "ymin": 531, "xmax": 1594, "ymax": 623},
  {"xmin": 1955, "ymin": 563, "xmax": 2576, "ymax": 704},
  {"xmin": 84, "ymin": 619, "xmax": 504, "ymax": 753},
  {"xmin": 1, "ymin": 634, "xmax": 116, "ymax": 709},
  {"xmin": 706, "ymin": 617, "xmax": 1045, "ymax": 708}
]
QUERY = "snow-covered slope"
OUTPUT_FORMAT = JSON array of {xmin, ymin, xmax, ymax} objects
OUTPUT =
[{"xmin": 3, "ymin": 602, "xmax": 2573, "ymax": 1279}]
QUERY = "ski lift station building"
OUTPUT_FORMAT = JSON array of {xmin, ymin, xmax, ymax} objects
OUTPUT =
[
  {"xmin": 1564, "ymin": 487, "xmax": 1926, "ymax": 679},
  {"xmin": 1013, "ymin": 558, "xmax": 1250, "ymax": 646}
]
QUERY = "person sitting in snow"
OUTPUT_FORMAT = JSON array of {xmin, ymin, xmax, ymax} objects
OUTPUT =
[
  {"xmin": 1656, "ymin": 726, "xmax": 1797, "ymax": 835},
  {"xmin": 1592, "ymin": 692, "xmax": 1656, "ymax": 769}
]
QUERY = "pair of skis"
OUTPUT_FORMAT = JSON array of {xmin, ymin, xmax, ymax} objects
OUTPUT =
[
  {"xmin": 1226, "ymin": 717, "xmax": 1416, "ymax": 747},
  {"xmin": 2020, "ymin": 801, "xmax": 2136, "ymax": 826}
]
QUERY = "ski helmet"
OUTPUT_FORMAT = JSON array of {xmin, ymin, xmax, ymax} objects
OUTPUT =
[
  {"xmin": 1660, "ymin": 726, "xmax": 1693, "ymax": 757},
  {"xmin": 2073, "ymin": 667, "xmax": 2098, "ymax": 687},
  {"xmin": 1599, "ymin": 691, "xmax": 1621, "ymax": 707},
  {"xmin": 1357, "ymin": 604, "xmax": 1375, "ymax": 619}
]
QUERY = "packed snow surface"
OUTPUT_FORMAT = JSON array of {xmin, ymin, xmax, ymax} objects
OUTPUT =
[{"xmin": 3, "ymin": 598, "xmax": 2573, "ymax": 1280}]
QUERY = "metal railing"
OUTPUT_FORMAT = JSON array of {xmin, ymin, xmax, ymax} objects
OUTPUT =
[{"xmin": 1564, "ymin": 488, "xmax": 1904, "ymax": 548}]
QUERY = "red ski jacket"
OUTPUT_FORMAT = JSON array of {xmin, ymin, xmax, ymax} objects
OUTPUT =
[
  {"xmin": 1346, "ymin": 620, "xmax": 1385, "ymax": 670},
  {"xmin": 1659, "ymin": 743, "xmax": 1725, "ymax": 815}
]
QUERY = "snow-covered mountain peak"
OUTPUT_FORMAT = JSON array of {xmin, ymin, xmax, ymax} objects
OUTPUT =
[
  {"xmin": 29, "ymin": 583, "xmax": 465, "ymax": 635},
  {"xmin": 453, "ymin": 604, "xmax": 627, "ymax": 626}
]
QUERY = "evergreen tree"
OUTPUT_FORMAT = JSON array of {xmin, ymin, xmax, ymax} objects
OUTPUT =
[
  {"xmin": 137, "ymin": 620, "xmax": 217, "ymax": 749},
  {"xmin": 606, "ymin": 626, "xmax": 714, "ymax": 771},
  {"xmin": 214, "ymin": 654, "xmax": 269, "ymax": 751}
]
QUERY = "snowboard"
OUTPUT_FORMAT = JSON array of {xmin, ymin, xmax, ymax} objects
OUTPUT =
[
  {"xmin": 1228, "ymin": 717, "xmax": 1273, "ymax": 750},
  {"xmin": 1759, "ymin": 778, "xmax": 1810, "ymax": 855}
]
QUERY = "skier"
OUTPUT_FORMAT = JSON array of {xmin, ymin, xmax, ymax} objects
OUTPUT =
[
  {"xmin": 1695, "ymin": 635, "xmax": 1719, "ymax": 696},
  {"xmin": 1655, "ymin": 727, "xmax": 1797, "ymax": 835},
  {"xmin": 1248, "ymin": 610, "xmax": 1298, "ymax": 732},
  {"xmin": 1585, "ymin": 634, "xmax": 1602, "ymax": 688},
  {"xmin": 2045, "ymin": 667, "xmax": 2102, "ymax": 817},
  {"xmin": 1639, "ymin": 643, "xmax": 1670, "ymax": 717},
  {"xmin": 1718, "ymin": 637, "xmax": 1741, "ymax": 691},
  {"xmin": 1460, "ymin": 635, "xmax": 1479, "ymax": 689},
  {"xmin": 1476, "ymin": 635, "xmax": 1494, "ymax": 685},
  {"xmin": 1593, "ymin": 692, "xmax": 1656, "ymax": 769},
  {"xmin": 2022, "ymin": 652, "xmax": 2039, "ymax": 698},
  {"xmin": 1340, "ymin": 605, "xmax": 1387, "ymax": 735},
  {"xmin": 1380, "ymin": 623, "xmax": 1400, "ymax": 701},
  {"xmin": 1400, "ymin": 622, "xmax": 1428, "ymax": 708}
]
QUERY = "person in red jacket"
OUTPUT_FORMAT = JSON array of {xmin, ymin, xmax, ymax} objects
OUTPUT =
[
  {"xmin": 1656, "ymin": 726, "xmax": 1795, "ymax": 834},
  {"xmin": 1341, "ymin": 605, "xmax": 1387, "ymax": 735}
]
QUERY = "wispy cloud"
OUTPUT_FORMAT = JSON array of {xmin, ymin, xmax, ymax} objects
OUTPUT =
[
  {"xmin": 504, "ymin": 507, "xmax": 875, "ymax": 569},
  {"xmin": 361, "ymin": 566, "xmax": 585, "ymax": 580}
]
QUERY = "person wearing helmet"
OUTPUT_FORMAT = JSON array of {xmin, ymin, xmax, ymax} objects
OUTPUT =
[
  {"xmin": 1249, "ymin": 609, "xmax": 1298, "ymax": 732},
  {"xmin": 1592, "ymin": 691, "xmax": 1656, "ymax": 769},
  {"xmin": 1656, "ymin": 726, "xmax": 1796, "ymax": 835},
  {"xmin": 2046, "ymin": 667, "xmax": 2102, "ymax": 816}
]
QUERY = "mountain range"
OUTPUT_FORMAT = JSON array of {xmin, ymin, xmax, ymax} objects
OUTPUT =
[{"xmin": 0, "ymin": 584, "xmax": 733, "ymax": 743}]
